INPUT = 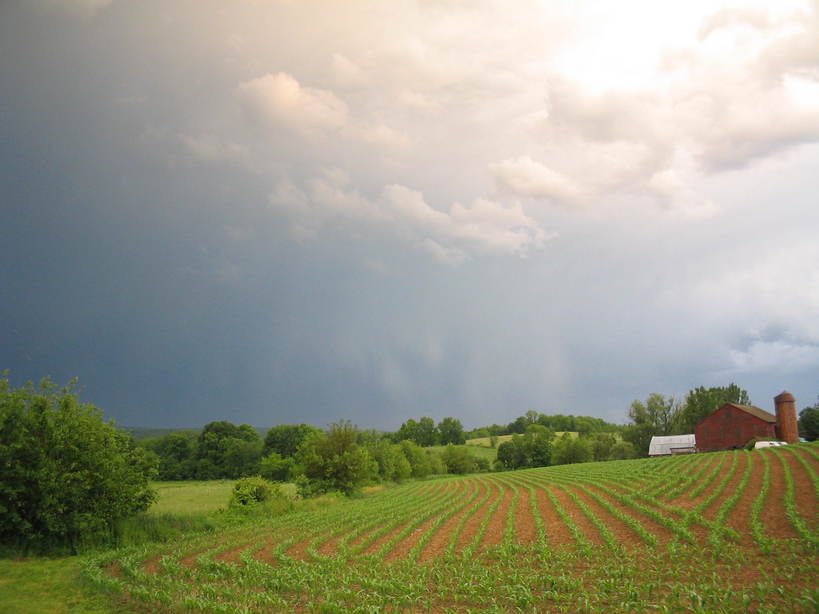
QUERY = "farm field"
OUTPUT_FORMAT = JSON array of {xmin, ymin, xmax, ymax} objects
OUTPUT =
[{"xmin": 85, "ymin": 444, "xmax": 819, "ymax": 613}]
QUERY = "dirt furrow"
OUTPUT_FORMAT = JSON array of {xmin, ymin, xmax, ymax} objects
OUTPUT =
[
  {"xmin": 418, "ymin": 479, "xmax": 484, "ymax": 562},
  {"xmin": 548, "ymin": 484, "xmax": 605, "ymax": 546},
  {"xmin": 479, "ymin": 480, "xmax": 515, "ymax": 549},
  {"xmin": 760, "ymin": 450, "xmax": 798, "ymax": 539}
]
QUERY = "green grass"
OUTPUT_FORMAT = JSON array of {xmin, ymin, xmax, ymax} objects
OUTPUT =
[
  {"xmin": 147, "ymin": 480, "xmax": 236, "ymax": 515},
  {"xmin": 465, "ymin": 431, "xmax": 583, "ymax": 448},
  {"xmin": 0, "ymin": 557, "xmax": 115, "ymax": 614},
  {"xmin": 427, "ymin": 443, "xmax": 499, "ymax": 463}
]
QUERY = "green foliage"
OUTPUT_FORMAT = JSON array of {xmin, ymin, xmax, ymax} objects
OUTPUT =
[
  {"xmin": 394, "ymin": 416, "xmax": 439, "ymax": 446},
  {"xmin": 437, "ymin": 416, "xmax": 466, "ymax": 445},
  {"xmin": 589, "ymin": 432, "xmax": 618, "ymax": 461},
  {"xmin": 0, "ymin": 374, "xmax": 157, "ymax": 553},
  {"xmin": 495, "ymin": 426, "xmax": 554, "ymax": 470},
  {"xmin": 140, "ymin": 432, "xmax": 197, "ymax": 480},
  {"xmin": 440, "ymin": 444, "xmax": 479, "ymax": 474},
  {"xmin": 608, "ymin": 440, "xmax": 636, "ymax": 460},
  {"xmin": 195, "ymin": 421, "xmax": 263, "ymax": 480},
  {"xmin": 677, "ymin": 383, "xmax": 750, "ymax": 434},
  {"xmin": 259, "ymin": 451, "xmax": 295, "ymax": 481},
  {"xmin": 623, "ymin": 393, "xmax": 681, "ymax": 457},
  {"xmin": 228, "ymin": 476, "xmax": 279, "ymax": 507},
  {"xmin": 551, "ymin": 434, "xmax": 593, "ymax": 465},
  {"xmin": 295, "ymin": 421, "xmax": 378, "ymax": 494},
  {"xmin": 799, "ymin": 400, "xmax": 819, "ymax": 441},
  {"xmin": 368, "ymin": 439, "xmax": 412, "ymax": 482},
  {"xmin": 397, "ymin": 439, "xmax": 435, "ymax": 477},
  {"xmin": 262, "ymin": 423, "xmax": 321, "ymax": 457}
]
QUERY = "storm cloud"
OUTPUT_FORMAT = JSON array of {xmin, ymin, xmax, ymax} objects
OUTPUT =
[{"xmin": 2, "ymin": 0, "xmax": 818, "ymax": 429}]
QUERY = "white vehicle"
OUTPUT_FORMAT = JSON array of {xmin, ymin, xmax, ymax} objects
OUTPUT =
[{"xmin": 754, "ymin": 440, "xmax": 788, "ymax": 449}]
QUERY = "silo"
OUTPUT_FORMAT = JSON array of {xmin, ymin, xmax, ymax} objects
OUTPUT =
[{"xmin": 774, "ymin": 391, "xmax": 799, "ymax": 444}]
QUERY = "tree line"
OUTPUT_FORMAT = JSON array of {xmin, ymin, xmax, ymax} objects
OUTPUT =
[{"xmin": 138, "ymin": 419, "xmax": 492, "ymax": 491}]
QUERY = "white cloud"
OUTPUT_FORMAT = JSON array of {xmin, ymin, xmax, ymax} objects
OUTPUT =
[
  {"xmin": 490, "ymin": 156, "xmax": 588, "ymax": 207},
  {"xmin": 725, "ymin": 340, "xmax": 819, "ymax": 375},
  {"xmin": 332, "ymin": 53, "xmax": 367, "ymax": 87},
  {"xmin": 269, "ymin": 173, "xmax": 550, "ymax": 262},
  {"xmin": 237, "ymin": 72, "xmax": 349, "ymax": 137}
]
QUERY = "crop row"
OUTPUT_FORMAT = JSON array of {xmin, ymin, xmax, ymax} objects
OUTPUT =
[{"xmin": 86, "ymin": 443, "xmax": 819, "ymax": 613}]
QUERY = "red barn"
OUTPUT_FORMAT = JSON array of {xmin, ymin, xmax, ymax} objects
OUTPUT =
[{"xmin": 695, "ymin": 403, "xmax": 776, "ymax": 452}]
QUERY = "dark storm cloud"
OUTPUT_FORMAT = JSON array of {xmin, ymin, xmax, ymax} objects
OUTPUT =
[{"xmin": 2, "ymin": 0, "xmax": 818, "ymax": 430}]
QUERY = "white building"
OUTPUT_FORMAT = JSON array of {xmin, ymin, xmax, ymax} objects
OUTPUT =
[{"xmin": 648, "ymin": 434, "xmax": 696, "ymax": 456}]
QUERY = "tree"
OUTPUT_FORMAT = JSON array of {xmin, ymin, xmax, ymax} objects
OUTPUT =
[
  {"xmin": 440, "ymin": 445, "xmax": 479, "ymax": 474},
  {"xmin": 195, "ymin": 421, "xmax": 262, "ymax": 479},
  {"xmin": 416, "ymin": 417, "xmax": 439, "ymax": 446},
  {"xmin": 0, "ymin": 375, "xmax": 157, "ymax": 552},
  {"xmin": 259, "ymin": 452, "xmax": 294, "ymax": 482},
  {"xmin": 438, "ymin": 417, "xmax": 466, "ymax": 445},
  {"xmin": 263, "ymin": 424, "xmax": 321, "ymax": 458},
  {"xmin": 588, "ymin": 432, "xmax": 617, "ymax": 462},
  {"xmin": 397, "ymin": 440, "xmax": 434, "ymax": 478},
  {"xmin": 608, "ymin": 441, "xmax": 636, "ymax": 460},
  {"xmin": 622, "ymin": 393, "xmax": 680, "ymax": 457},
  {"xmin": 494, "ymin": 426, "xmax": 554, "ymax": 470},
  {"xmin": 551, "ymin": 434, "xmax": 593, "ymax": 466},
  {"xmin": 799, "ymin": 398, "xmax": 819, "ymax": 441},
  {"xmin": 294, "ymin": 421, "xmax": 377, "ymax": 494},
  {"xmin": 142, "ymin": 432, "xmax": 197, "ymax": 480},
  {"xmin": 676, "ymin": 384, "xmax": 750, "ymax": 434}
]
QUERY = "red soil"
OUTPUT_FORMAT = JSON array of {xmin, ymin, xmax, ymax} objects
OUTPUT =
[
  {"xmin": 532, "ymin": 481, "xmax": 573, "ymax": 547},
  {"xmin": 547, "ymin": 484, "xmax": 606, "ymax": 546},
  {"xmin": 452, "ymin": 480, "xmax": 497, "ymax": 553},
  {"xmin": 781, "ymin": 448, "xmax": 818, "ymax": 530},
  {"xmin": 760, "ymin": 450, "xmax": 798, "ymax": 539},
  {"xmin": 724, "ymin": 452, "xmax": 764, "ymax": 546},
  {"xmin": 512, "ymin": 482, "xmax": 537, "ymax": 545},
  {"xmin": 418, "ymin": 479, "xmax": 483, "ymax": 563},
  {"xmin": 569, "ymin": 484, "xmax": 643, "ymax": 548},
  {"xmin": 583, "ymin": 483, "xmax": 675, "ymax": 545},
  {"xmin": 479, "ymin": 480, "xmax": 514, "ymax": 549}
]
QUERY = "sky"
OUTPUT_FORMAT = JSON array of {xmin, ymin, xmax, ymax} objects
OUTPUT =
[{"xmin": 1, "ymin": 0, "xmax": 818, "ymax": 431}]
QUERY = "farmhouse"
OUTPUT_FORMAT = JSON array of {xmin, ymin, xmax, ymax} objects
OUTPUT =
[
  {"xmin": 694, "ymin": 391, "xmax": 799, "ymax": 452},
  {"xmin": 648, "ymin": 434, "xmax": 696, "ymax": 456}
]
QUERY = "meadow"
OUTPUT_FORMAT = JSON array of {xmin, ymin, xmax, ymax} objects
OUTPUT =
[{"xmin": 80, "ymin": 443, "xmax": 819, "ymax": 613}]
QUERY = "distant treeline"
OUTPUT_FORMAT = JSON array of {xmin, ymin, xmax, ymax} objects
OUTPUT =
[
  {"xmin": 465, "ymin": 410, "xmax": 622, "ymax": 439},
  {"xmin": 136, "ymin": 410, "xmax": 624, "ymax": 488},
  {"xmin": 137, "ymin": 419, "xmax": 491, "ymax": 492}
]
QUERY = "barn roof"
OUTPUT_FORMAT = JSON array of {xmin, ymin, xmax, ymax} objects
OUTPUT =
[{"xmin": 723, "ymin": 403, "xmax": 776, "ymax": 423}]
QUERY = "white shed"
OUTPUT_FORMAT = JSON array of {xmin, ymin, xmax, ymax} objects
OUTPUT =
[{"xmin": 648, "ymin": 434, "xmax": 696, "ymax": 457}]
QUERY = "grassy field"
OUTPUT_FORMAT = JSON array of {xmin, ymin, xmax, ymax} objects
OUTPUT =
[
  {"xmin": 148, "ymin": 481, "xmax": 237, "ymax": 515},
  {"xmin": 427, "ymin": 443, "xmax": 499, "ymax": 463},
  {"xmin": 465, "ymin": 431, "xmax": 581, "ymax": 448},
  {"xmin": 80, "ymin": 443, "xmax": 819, "ymax": 613}
]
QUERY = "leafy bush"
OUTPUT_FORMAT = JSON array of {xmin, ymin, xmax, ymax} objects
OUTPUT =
[
  {"xmin": 294, "ymin": 421, "xmax": 378, "ymax": 494},
  {"xmin": 229, "ymin": 476, "xmax": 280, "ymax": 507},
  {"xmin": 0, "ymin": 374, "xmax": 157, "ymax": 553}
]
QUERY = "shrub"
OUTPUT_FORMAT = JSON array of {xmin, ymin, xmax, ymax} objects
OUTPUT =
[
  {"xmin": 0, "ymin": 374, "xmax": 157, "ymax": 553},
  {"xmin": 229, "ymin": 476, "xmax": 279, "ymax": 507}
]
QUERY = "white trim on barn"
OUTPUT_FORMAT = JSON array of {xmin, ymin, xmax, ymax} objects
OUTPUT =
[{"xmin": 648, "ymin": 434, "xmax": 696, "ymax": 456}]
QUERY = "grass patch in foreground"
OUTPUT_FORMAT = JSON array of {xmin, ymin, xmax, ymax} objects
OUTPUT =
[{"xmin": 0, "ymin": 557, "xmax": 115, "ymax": 614}]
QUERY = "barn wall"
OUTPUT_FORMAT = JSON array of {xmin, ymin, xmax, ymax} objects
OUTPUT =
[{"xmin": 694, "ymin": 405, "xmax": 775, "ymax": 452}]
